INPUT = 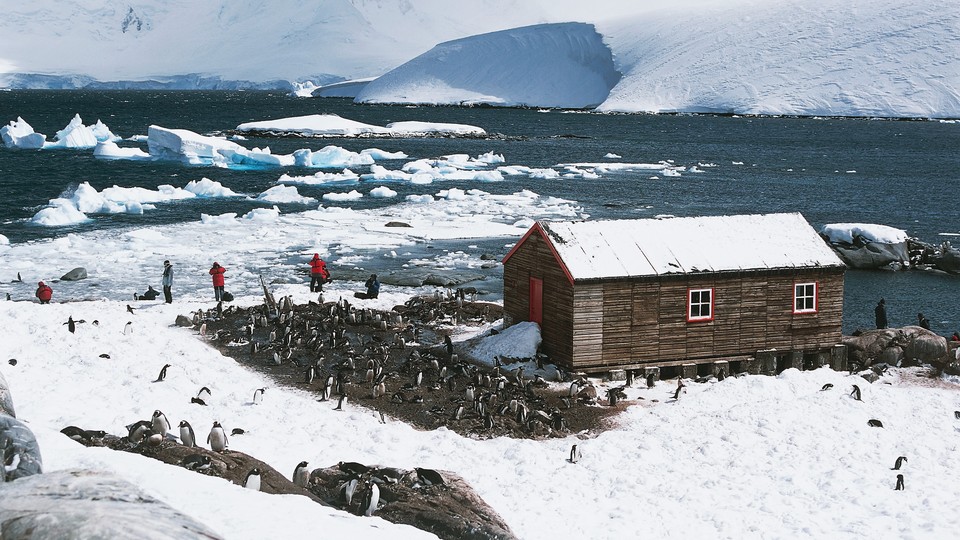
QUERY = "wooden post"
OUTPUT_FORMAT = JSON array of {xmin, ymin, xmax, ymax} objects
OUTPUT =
[
  {"xmin": 680, "ymin": 363, "xmax": 697, "ymax": 380},
  {"xmin": 755, "ymin": 349, "xmax": 777, "ymax": 375},
  {"xmin": 788, "ymin": 351, "xmax": 804, "ymax": 371}
]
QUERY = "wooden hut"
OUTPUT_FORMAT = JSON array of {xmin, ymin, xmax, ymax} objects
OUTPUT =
[{"xmin": 501, "ymin": 213, "xmax": 846, "ymax": 375}]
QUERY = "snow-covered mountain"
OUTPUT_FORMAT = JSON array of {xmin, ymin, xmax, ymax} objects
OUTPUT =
[
  {"xmin": 0, "ymin": 0, "xmax": 643, "ymax": 89},
  {"xmin": 356, "ymin": 0, "xmax": 960, "ymax": 118}
]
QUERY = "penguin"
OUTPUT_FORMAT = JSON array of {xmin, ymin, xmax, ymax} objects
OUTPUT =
[
  {"xmin": 716, "ymin": 368, "xmax": 725, "ymax": 382},
  {"xmin": 197, "ymin": 386, "xmax": 212, "ymax": 401},
  {"xmin": 181, "ymin": 454, "xmax": 212, "ymax": 471},
  {"xmin": 9, "ymin": 359, "xmax": 17, "ymax": 366},
  {"xmin": 98, "ymin": 353, "xmax": 110, "ymax": 359},
  {"xmin": 954, "ymin": 411, "xmax": 960, "ymax": 420},
  {"xmin": 414, "ymin": 467, "xmax": 444, "ymax": 486},
  {"xmin": 820, "ymin": 383, "xmax": 834, "ymax": 391},
  {"xmin": 65, "ymin": 316, "xmax": 76, "ymax": 334},
  {"xmin": 152, "ymin": 410, "xmax": 171, "ymax": 437},
  {"xmin": 126, "ymin": 304, "xmax": 136, "ymax": 314},
  {"xmin": 568, "ymin": 444, "xmax": 582, "ymax": 464},
  {"xmin": 60, "ymin": 426, "xmax": 106, "ymax": 443},
  {"xmin": 207, "ymin": 421, "xmax": 228, "ymax": 452},
  {"xmin": 154, "ymin": 363, "xmax": 171, "ymax": 382},
  {"xmin": 199, "ymin": 323, "xmax": 207, "ymax": 337},
  {"xmin": 123, "ymin": 321, "xmax": 133, "ymax": 335},
  {"xmin": 191, "ymin": 397, "xmax": 207, "ymax": 406},
  {"xmin": 850, "ymin": 385, "xmax": 862, "ymax": 401},
  {"xmin": 334, "ymin": 394, "xmax": 346, "ymax": 411},
  {"xmin": 646, "ymin": 373, "xmax": 656, "ymax": 389},
  {"xmin": 672, "ymin": 379, "xmax": 685, "ymax": 400},
  {"xmin": 362, "ymin": 482, "xmax": 380, "ymax": 516},
  {"xmin": 892, "ymin": 456, "xmax": 908, "ymax": 470},
  {"xmin": 867, "ymin": 419, "xmax": 884, "ymax": 428},
  {"xmin": 244, "ymin": 468, "xmax": 261, "ymax": 491},
  {"xmin": 342, "ymin": 477, "xmax": 359, "ymax": 506},
  {"xmin": 179, "ymin": 420, "xmax": 196, "ymax": 448},
  {"xmin": 146, "ymin": 433, "xmax": 164, "ymax": 446},
  {"xmin": 16, "ymin": 272, "xmax": 22, "ymax": 282},
  {"xmin": 231, "ymin": 428, "xmax": 245, "ymax": 436},
  {"xmin": 339, "ymin": 462, "xmax": 371, "ymax": 476},
  {"xmin": 895, "ymin": 473, "xmax": 904, "ymax": 491},
  {"xmin": 126, "ymin": 420, "xmax": 152, "ymax": 444},
  {"xmin": 252, "ymin": 388, "xmax": 265, "ymax": 404},
  {"xmin": 292, "ymin": 461, "xmax": 310, "ymax": 488},
  {"xmin": 305, "ymin": 365, "xmax": 316, "ymax": 384}
]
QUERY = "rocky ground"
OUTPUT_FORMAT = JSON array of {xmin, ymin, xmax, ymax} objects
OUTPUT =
[{"xmin": 194, "ymin": 291, "xmax": 624, "ymax": 441}]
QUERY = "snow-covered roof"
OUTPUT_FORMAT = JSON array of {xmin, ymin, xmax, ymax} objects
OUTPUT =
[{"xmin": 521, "ymin": 213, "xmax": 844, "ymax": 281}]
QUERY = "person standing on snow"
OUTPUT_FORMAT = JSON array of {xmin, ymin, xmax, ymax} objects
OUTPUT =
[
  {"xmin": 209, "ymin": 262, "xmax": 226, "ymax": 302},
  {"xmin": 162, "ymin": 260, "xmax": 174, "ymax": 304},
  {"xmin": 309, "ymin": 253, "xmax": 330, "ymax": 293},
  {"xmin": 35, "ymin": 281, "xmax": 52, "ymax": 304}
]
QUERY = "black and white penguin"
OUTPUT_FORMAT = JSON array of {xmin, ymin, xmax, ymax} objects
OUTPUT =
[
  {"xmin": 126, "ymin": 304, "xmax": 136, "ymax": 314},
  {"xmin": 304, "ymin": 365, "xmax": 316, "ymax": 384},
  {"xmin": 151, "ymin": 410, "xmax": 171, "ymax": 437},
  {"xmin": 65, "ymin": 316, "xmax": 76, "ymax": 334},
  {"xmin": 191, "ymin": 397, "xmax": 207, "ymax": 406},
  {"xmin": 850, "ymin": 384, "xmax": 862, "ymax": 401},
  {"xmin": 244, "ymin": 467, "xmax": 262, "ymax": 491},
  {"xmin": 207, "ymin": 421, "xmax": 228, "ymax": 452},
  {"xmin": 821, "ymin": 383, "xmax": 834, "ymax": 391},
  {"xmin": 892, "ymin": 456, "xmax": 908, "ymax": 470},
  {"xmin": 338, "ymin": 462, "xmax": 371, "ymax": 476},
  {"xmin": 341, "ymin": 477, "xmax": 359, "ymax": 506},
  {"xmin": 334, "ymin": 394, "xmax": 346, "ymax": 411},
  {"xmin": 252, "ymin": 388, "xmax": 265, "ymax": 404},
  {"xmin": 231, "ymin": 427, "xmax": 246, "ymax": 436},
  {"xmin": 716, "ymin": 368, "xmax": 726, "ymax": 382},
  {"xmin": 179, "ymin": 420, "xmax": 196, "ymax": 447},
  {"xmin": 292, "ymin": 461, "xmax": 310, "ymax": 488},
  {"xmin": 646, "ymin": 373, "xmax": 656, "ymax": 389},
  {"xmin": 155, "ymin": 363, "xmax": 171, "ymax": 382},
  {"xmin": 362, "ymin": 482, "xmax": 380, "ymax": 516},
  {"xmin": 181, "ymin": 454, "xmax": 212, "ymax": 471},
  {"xmin": 197, "ymin": 386, "xmax": 212, "ymax": 401},
  {"xmin": 199, "ymin": 322, "xmax": 207, "ymax": 337},
  {"xmin": 568, "ymin": 444, "xmax": 582, "ymax": 464},
  {"xmin": 60, "ymin": 426, "xmax": 106, "ymax": 443},
  {"xmin": 415, "ymin": 467, "xmax": 444, "ymax": 486},
  {"xmin": 868, "ymin": 419, "xmax": 884, "ymax": 428},
  {"xmin": 895, "ymin": 473, "xmax": 904, "ymax": 491},
  {"xmin": 126, "ymin": 420, "xmax": 152, "ymax": 443},
  {"xmin": 123, "ymin": 321, "xmax": 133, "ymax": 335}
]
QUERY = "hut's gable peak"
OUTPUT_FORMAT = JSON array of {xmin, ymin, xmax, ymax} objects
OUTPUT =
[{"xmin": 532, "ymin": 212, "xmax": 844, "ymax": 281}]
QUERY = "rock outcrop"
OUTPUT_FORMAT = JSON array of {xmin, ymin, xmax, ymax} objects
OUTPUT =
[
  {"xmin": 843, "ymin": 326, "xmax": 949, "ymax": 368},
  {"xmin": 59, "ymin": 267, "xmax": 88, "ymax": 281}
]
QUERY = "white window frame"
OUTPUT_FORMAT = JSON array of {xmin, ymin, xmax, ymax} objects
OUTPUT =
[
  {"xmin": 793, "ymin": 282, "xmax": 818, "ymax": 314},
  {"xmin": 687, "ymin": 288, "xmax": 714, "ymax": 322}
]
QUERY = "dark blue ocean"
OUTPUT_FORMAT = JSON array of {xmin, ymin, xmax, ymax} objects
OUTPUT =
[{"xmin": 1, "ymin": 90, "xmax": 957, "ymax": 334}]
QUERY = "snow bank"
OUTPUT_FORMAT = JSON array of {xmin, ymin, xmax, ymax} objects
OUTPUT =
[
  {"xmin": 356, "ymin": 22, "xmax": 620, "ymax": 108},
  {"xmin": 821, "ymin": 223, "xmax": 910, "ymax": 245},
  {"xmin": 468, "ymin": 321, "xmax": 541, "ymax": 363}
]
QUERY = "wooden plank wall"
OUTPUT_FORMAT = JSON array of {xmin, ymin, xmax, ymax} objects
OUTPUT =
[
  {"xmin": 502, "ymin": 231, "xmax": 574, "ymax": 366},
  {"xmin": 569, "ymin": 268, "xmax": 845, "ymax": 371}
]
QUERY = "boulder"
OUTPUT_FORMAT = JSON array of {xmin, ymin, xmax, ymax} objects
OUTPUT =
[
  {"xmin": 0, "ymin": 414, "xmax": 43, "ymax": 481},
  {"xmin": 0, "ymin": 369, "xmax": 14, "ymax": 417},
  {"xmin": 843, "ymin": 326, "xmax": 948, "ymax": 368},
  {"xmin": 0, "ymin": 469, "xmax": 223, "ymax": 539},
  {"xmin": 308, "ymin": 463, "xmax": 517, "ymax": 540},
  {"xmin": 59, "ymin": 267, "xmax": 88, "ymax": 281},
  {"xmin": 175, "ymin": 315, "xmax": 194, "ymax": 327},
  {"xmin": 820, "ymin": 223, "xmax": 910, "ymax": 269}
]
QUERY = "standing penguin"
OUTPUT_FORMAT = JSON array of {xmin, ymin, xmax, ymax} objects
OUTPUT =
[
  {"xmin": 123, "ymin": 321, "xmax": 133, "ymax": 335},
  {"xmin": 646, "ymin": 373, "xmax": 656, "ymax": 389},
  {"xmin": 155, "ymin": 363, "xmax": 172, "ymax": 382},
  {"xmin": 179, "ymin": 420, "xmax": 196, "ymax": 448},
  {"xmin": 362, "ymin": 482, "xmax": 380, "ymax": 516},
  {"xmin": 151, "ymin": 410, "xmax": 171, "ymax": 437},
  {"xmin": 65, "ymin": 316, "xmax": 76, "ymax": 334},
  {"xmin": 895, "ymin": 473, "xmax": 905, "ymax": 491},
  {"xmin": 292, "ymin": 461, "xmax": 310, "ymax": 488},
  {"xmin": 197, "ymin": 386, "xmax": 212, "ymax": 402},
  {"xmin": 568, "ymin": 444, "xmax": 582, "ymax": 464},
  {"xmin": 892, "ymin": 456, "xmax": 908, "ymax": 470},
  {"xmin": 244, "ymin": 468, "xmax": 261, "ymax": 491},
  {"xmin": 252, "ymin": 388, "xmax": 265, "ymax": 404},
  {"xmin": 207, "ymin": 421, "xmax": 228, "ymax": 452},
  {"xmin": 850, "ymin": 384, "xmax": 862, "ymax": 401}
]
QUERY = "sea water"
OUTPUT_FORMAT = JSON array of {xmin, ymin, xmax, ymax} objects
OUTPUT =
[{"xmin": 0, "ymin": 90, "xmax": 957, "ymax": 334}]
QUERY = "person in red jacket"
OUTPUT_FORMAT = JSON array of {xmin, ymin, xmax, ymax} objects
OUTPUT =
[
  {"xmin": 209, "ymin": 262, "xmax": 226, "ymax": 301},
  {"xmin": 308, "ymin": 253, "xmax": 330, "ymax": 293},
  {"xmin": 35, "ymin": 281, "xmax": 53, "ymax": 304}
]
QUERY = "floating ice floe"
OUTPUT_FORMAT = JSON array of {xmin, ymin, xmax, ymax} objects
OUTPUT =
[
  {"xmin": 29, "ymin": 179, "xmax": 242, "ymax": 226},
  {"xmin": 93, "ymin": 141, "xmax": 152, "ymax": 160},
  {"xmin": 278, "ymin": 169, "xmax": 360, "ymax": 186},
  {"xmin": 256, "ymin": 185, "xmax": 318, "ymax": 205},
  {"xmin": 1, "ymin": 117, "xmax": 46, "ymax": 149},
  {"xmin": 323, "ymin": 190, "xmax": 364, "ymax": 202},
  {"xmin": 44, "ymin": 114, "xmax": 121, "ymax": 149},
  {"xmin": 368, "ymin": 186, "xmax": 397, "ymax": 198},
  {"xmin": 235, "ymin": 114, "xmax": 485, "ymax": 138}
]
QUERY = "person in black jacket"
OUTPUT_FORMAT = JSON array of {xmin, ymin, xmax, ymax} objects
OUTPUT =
[
  {"xmin": 874, "ymin": 298, "xmax": 887, "ymax": 329},
  {"xmin": 918, "ymin": 312, "xmax": 931, "ymax": 330}
]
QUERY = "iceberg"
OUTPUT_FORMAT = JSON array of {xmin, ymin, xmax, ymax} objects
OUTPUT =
[
  {"xmin": 1, "ymin": 117, "xmax": 46, "ymax": 149},
  {"xmin": 147, "ymin": 125, "xmax": 248, "ymax": 166},
  {"xmin": 256, "ymin": 185, "xmax": 317, "ymax": 204},
  {"xmin": 45, "ymin": 114, "xmax": 98, "ymax": 149},
  {"xmin": 236, "ymin": 114, "xmax": 485, "ymax": 138},
  {"xmin": 94, "ymin": 141, "xmax": 152, "ymax": 160}
]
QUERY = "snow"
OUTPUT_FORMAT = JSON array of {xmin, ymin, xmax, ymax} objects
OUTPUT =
[
  {"xmin": 369, "ymin": 186, "xmax": 398, "ymax": 199},
  {"xmin": 467, "ymin": 321, "xmax": 542, "ymax": 364},
  {"xmin": 322, "ymin": 190, "xmax": 364, "ymax": 202},
  {"xmin": 821, "ymin": 223, "xmax": 910, "ymax": 245},
  {"xmin": 356, "ymin": 23, "xmax": 620, "ymax": 109},
  {"xmin": 1, "ymin": 117, "xmax": 46, "ymax": 149},
  {"xmin": 531, "ymin": 213, "xmax": 844, "ymax": 280},
  {"xmin": 236, "ymin": 114, "xmax": 485, "ymax": 138},
  {"xmin": 2, "ymin": 298, "xmax": 959, "ymax": 539}
]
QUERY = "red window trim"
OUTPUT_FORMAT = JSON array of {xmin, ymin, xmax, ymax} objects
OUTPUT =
[
  {"xmin": 793, "ymin": 281, "xmax": 818, "ymax": 314},
  {"xmin": 687, "ymin": 287, "xmax": 715, "ymax": 322}
]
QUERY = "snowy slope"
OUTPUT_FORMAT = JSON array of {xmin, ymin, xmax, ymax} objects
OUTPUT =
[
  {"xmin": 355, "ymin": 23, "xmax": 620, "ymax": 108},
  {"xmin": 355, "ymin": 0, "xmax": 960, "ymax": 117}
]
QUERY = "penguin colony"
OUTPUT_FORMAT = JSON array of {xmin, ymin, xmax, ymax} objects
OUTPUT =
[{"xmin": 197, "ymin": 292, "xmax": 629, "ymax": 439}]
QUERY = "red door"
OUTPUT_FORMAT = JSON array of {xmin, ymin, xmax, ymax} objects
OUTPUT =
[{"xmin": 529, "ymin": 277, "xmax": 543, "ymax": 325}]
